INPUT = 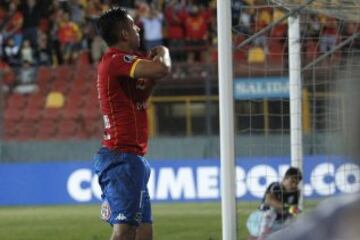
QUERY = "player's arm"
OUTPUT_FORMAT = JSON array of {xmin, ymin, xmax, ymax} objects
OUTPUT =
[
  {"xmin": 132, "ymin": 46, "xmax": 171, "ymax": 79},
  {"xmin": 264, "ymin": 193, "xmax": 284, "ymax": 211}
]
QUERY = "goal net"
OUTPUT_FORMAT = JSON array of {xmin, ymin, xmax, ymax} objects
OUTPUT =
[{"xmin": 231, "ymin": 0, "xmax": 360, "ymax": 238}]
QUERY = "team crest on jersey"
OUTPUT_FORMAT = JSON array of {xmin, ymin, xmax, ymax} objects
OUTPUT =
[
  {"xmin": 100, "ymin": 200, "xmax": 111, "ymax": 221},
  {"xmin": 124, "ymin": 55, "xmax": 136, "ymax": 63}
]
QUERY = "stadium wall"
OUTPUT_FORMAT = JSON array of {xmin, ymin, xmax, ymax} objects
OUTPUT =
[{"xmin": 0, "ymin": 134, "xmax": 344, "ymax": 162}]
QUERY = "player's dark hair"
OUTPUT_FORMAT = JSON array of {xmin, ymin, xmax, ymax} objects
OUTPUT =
[
  {"xmin": 284, "ymin": 167, "xmax": 303, "ymax": 181},
  {"xmin": 96, "ymin": 7, "xmax": 129, "ymax": 46}
]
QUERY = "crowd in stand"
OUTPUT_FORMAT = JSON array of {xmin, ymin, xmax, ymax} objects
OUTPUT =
[{"xmin": 0, "ymin": 0, "xmax": 358, "ymax": 85}]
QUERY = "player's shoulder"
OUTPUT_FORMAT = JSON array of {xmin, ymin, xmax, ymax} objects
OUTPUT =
[{"xmin": 266, "ymin": 181, "xmax": 282, "ymax": 193}]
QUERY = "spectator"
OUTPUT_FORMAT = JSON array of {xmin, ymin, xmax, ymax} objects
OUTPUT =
[
  {"xmin": 57, "ymin": 12, "xmax": 82, "ymax": 64},
  {"xmin": 3, "ymin": 38, "xmax": 20, "ymax": 67},
  {"xmin": 20, "ymin": 39, "xmax": 35, "ymax": 64},
  {"xmin": 14, "ymin": 60, "xmax": 37, "ymax": 94},
  {"xmin": 308, "ymin": 15, "xmax": 321, "ymax": 39},
  {"xmin": 2, "ymin": 1, "xmax": 23, "ymax": 49},
  {"xmin": 232, "ymin": 0, "xmax": 244, "ymax": 27},
  {"xmin": 238, "ymin": 7, "xmax": 252, "ymax": 35},
  {"xmin": 19, "ymin": 60, "xmax": 36, "ymax": 85},
  {"xmin": 140, "ymin": 4, "xmax": 164, "ymax": 52},
  {"xmin": 37, "ymin": 31, "xmax": 52, "ymax": 66},
  {"xmin": 164, "ymin": 0, "xmax": 187, "ymax": 61},
  {"xmin": 320, "ymin": 17, "xmax": 338, "ymax": 53},
  {"xmin": 68, "ymin": 0, "xmax": 86, "ymax": 26},
  {"xmin": 90, "ymin": 35, "xmax": 107, "ymax": 63},
  {"xmin": 184, "ymin": 4, "xmax": 211, "ymax": 62},
  {"xmin": 85, "ymin": 0, "xmax": 104, "ymax": 21},
  {"xmin": 19, "ymin": 0, "xmax": 42, "ymax": 47},
  {"xmin": 49, "ymin": 3, "xmax": 66, "ymax": 65},
  {"xmin": 0, "ymin": 57, "xmax": 15, "ymax": 92}
]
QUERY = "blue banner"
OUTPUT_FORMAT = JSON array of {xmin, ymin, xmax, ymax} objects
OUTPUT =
[
  {"xmin": 0, "ymin": 156, "xmax": 359, "ymax": 205},
  {"xmin": 234, "ymin": 77, "xmax": 289, "ymax": 99}
]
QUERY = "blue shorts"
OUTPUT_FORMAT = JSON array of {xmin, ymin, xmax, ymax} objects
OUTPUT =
[{"xmin": 94, "ymin": 147, "xmax": 152, "ymax": 226}]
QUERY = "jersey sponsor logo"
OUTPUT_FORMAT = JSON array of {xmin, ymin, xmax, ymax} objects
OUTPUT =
[
  {"xmin": 115, "ymin": 213, "xmax": 127, "ymax": 221},
  {"xmin": 101, "ymin": 200, "xmax": 111, "ymax": 221},
  {"xmin": 124, "ymin": 55, "xmax": 136, "ymax": 63}
]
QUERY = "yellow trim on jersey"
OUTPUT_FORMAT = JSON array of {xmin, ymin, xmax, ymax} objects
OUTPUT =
[{"xmin": 129, "ymin": 59, "xmax": 141, "ymax": 78}]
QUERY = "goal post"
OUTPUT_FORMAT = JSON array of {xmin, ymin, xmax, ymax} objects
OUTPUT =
[{"xmin": 217, "ymin": 0, "xmax": 237, "ymax": 240}]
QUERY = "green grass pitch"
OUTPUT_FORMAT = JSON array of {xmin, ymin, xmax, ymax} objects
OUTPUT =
[{"xmin": 0, "ymin": 202, "xmax": 317, "ymax": 240}]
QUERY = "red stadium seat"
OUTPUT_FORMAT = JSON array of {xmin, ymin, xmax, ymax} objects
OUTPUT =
[
  {"xmin": 83, "ymin": 118, "xmax": 103, "ymax": 138},
  {"xmin": 27, "ymin": 93, "xmax": 45, "ymax": 110},
  {"xmin": 35, "ymin": 119, "xmax": 57, "ymax": 140},
  {"xmin": 4, "ymin": 107, "xmax": 24, "ymax": 123},
  {"xmin": 51, "ymin": 79, "xmax": 69, "ymax": 93},
  {"xmin": 66, "ymin": 92, "xmax": 85, "ymax": 108},
  {"xmin": 37, "ymin": 67, "xmax": 52, "ymax": 90},
  {"xmin": 24, "ymin": 107, "xmax": 43, "ymax": 122},
  {"xmin": 305, "ymin": 41, "xmax": 318, "ymax": 60},
  {"xmin": 16, "ymin": 121, "xmax": 37, "ymax": 141},
  {"xmin": 42, "ymin": 108, "xmax": 62, "ymax": 121},
  {"xmin": 6, "ymin": 94, "xmax": 27, "ymax": 109},
  {"xmin": 3, "ymin": 121, "xmax": 18, "ymax": 140},
  {"xmin": 3, "ymin": 69, "xmax": 16, "ymax": 86},
  {"xmin": 56, "ymin": 119, "xmax": 79, "ymax": 139},
  {"xmin": 37, "ymin": 66, "xmax": 52, "ymax": 83},
  {"xmin": 63, "ymin": 104, "xmax": 81, "ymax": 120},
  {"xmin": 53, "ymin": 65, "xmax": 74, "ymax": 82},
  {"xmin": 268, "ymin": 39, "xmax": 284, "ymax": 61}
]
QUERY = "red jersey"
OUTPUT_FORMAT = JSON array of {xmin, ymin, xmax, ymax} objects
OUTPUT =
[{"xmin": 97, "ymin": 48, "xmax": 152, "ymax": 155}]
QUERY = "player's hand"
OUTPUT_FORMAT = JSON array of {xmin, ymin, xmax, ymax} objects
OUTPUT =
[
  {"xmin": 288, "ymin": 206, "xmax": 301, "ymax": 216},
  {"xmin": 149, "ymin": 46, "xmax": 168, "ymax": 60}
]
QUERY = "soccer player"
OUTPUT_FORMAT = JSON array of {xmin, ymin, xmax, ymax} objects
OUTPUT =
[
  {"xmin": 93, "ymin": 7, "xmax": 171, "ymax": 240},
  {"xmin": 248, "ymin": 167, "xmax": 302, "ymax": 240}
]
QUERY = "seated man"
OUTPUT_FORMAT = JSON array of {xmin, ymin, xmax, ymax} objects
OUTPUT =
[{"xmin": 247, "ymin": 167, "xmax": 303, "ymax": 240}]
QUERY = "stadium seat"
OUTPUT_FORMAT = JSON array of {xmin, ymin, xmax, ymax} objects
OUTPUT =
[
  {"xmin": 16, "ymin": 121, "xmax": 37, "ymax": 141},
  {"xmin": 248, "ymin": 46, "xmax": 266, "ymax": 63},
  {"xmin": 234, "ymin": 50, "xmax": 246, "ymax": 62},
  {"xmin": 45, "ymin": 92, "xmax": 65, "ymax": 108},
  {"xmin": 35, "ymin": 119, "xmax": 57, "ymax": 140},
  {"xmin": 6, "ymin": 94, "xmax": 27, "ymax": 109},
  {"xmin": 305, "ymin": 41, "xmax": 318, "ymax": 60},
  {"xmin": 66, "ymin": 92, "xmax": 85, "ymax": 108},
  {"xmin": 4, "ymin": 121, "xmax": 18, "ymax": 140},
  {"xmin": 268, "ymin": 39, "xmax": 284, "ymax": 60},
  {"xmin": 56, "ymin": 120, "xmax": 79, "ymax": 139},
  {"xmin": 51, "ymin": 79, "xmax": 69, "ymax": 93},
  {"xmin": 2, "ymin": 69, "xmax": 16, "ymax": 87},
  {"xmin": 4, "ymin": 107, "xmax": 23, "ymax": 123},
  {"xmin": 37, "ymin": 66, "xmax": 52, "ymax": 82},
  {"xmin": 36, "ymin": 67, "xmax": 52, "ymax": 90},
  {"xmin": 27, "ymin": 93, "xmax": 45, "ymax": 110},
  {"xmin": 63, "ymin": 104, "xmax": 81, "ymax": 120},
  {"xmin": 24, "ymin": 106, "xmax": 43, "ymax": 122},
  {"xmin": 270, "ymin": 24, "xmax": 287, "ymax": 39},
  {"xmin": 53, "ymin": 65, "xmax": 74, "ymax": 81},
  {"xmin": 83, "ymin": 118, "xmax": 103, "ymax": 138},
  {"xmin": 42, "ymin": 108, "xmax": 62, "ymax": 121}
]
